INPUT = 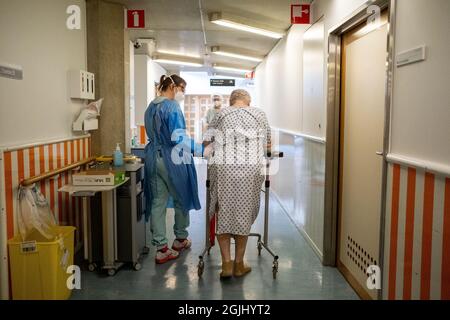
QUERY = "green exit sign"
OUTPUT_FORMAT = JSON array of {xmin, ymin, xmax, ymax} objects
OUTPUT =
[{"xmin": 210, "ymin": 79, "xmax": 235, "ymax": 86}]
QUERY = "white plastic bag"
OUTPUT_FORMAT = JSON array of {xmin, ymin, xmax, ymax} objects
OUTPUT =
[
  {"xmin": 73, "ymin": 98, "xmax": 103, "ymax": 131},
  {"xmin": 17, "ymin": 184, "xmax": 58, "ymax": 241}
]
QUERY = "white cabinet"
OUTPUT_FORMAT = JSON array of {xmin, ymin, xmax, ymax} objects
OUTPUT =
[{"xmin": 68, "ymin": 70, "xmax": 95, "ymax": 100}]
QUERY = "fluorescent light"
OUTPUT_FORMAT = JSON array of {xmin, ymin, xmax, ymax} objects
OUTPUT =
[
  {"xmin": 153, "ymin": 53, "xmax": 203, "ymax": 67},
  {"xmin": 210, "ymin": 12, "xmax": 284, "ymax": 39},
  {"xmin": 211, "ymin": 46, "xmax": 263, "ymax": 62},
  {"xmin": 212, "ymin": 20, "xmax": 284, "ymax": 39},
  {"xmin": 157, "ymin": 49, "xmax": 201, "ymax": 59},
  {"xmin": 214, "ymin": 65, "xmax": 253, "ymax": 73},
  {"xmin": 154, "ymin": 59, "xmax": 203, "ymax": 67}
]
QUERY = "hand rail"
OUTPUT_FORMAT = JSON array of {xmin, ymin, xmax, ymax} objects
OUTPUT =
[{"xmin": 20, "ymin": 156, "xmax": 97, "ymax": 187}]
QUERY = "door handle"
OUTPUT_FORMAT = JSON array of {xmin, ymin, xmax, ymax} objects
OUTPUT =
[{"xmin": 376, "ymin": 151, "xmax": 384, "ymax": 156}]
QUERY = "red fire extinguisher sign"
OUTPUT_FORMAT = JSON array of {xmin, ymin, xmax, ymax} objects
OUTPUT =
[
  {"xmin": 127, "ymin": 10, "xmax": 145, "ymax": 29},
  {"xmin": 291, "ymin": 4, "xmax": 311, "ymax": 24}
]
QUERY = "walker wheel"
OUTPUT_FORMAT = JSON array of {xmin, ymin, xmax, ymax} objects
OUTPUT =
[
  {"xmin": 198, "ymin": 260, "xmax": 205, "ymax": 277},
  {"xmin": 133, "ymin": 262, "xmax": 142, "ymax": 271},
  {"xmin": 88, "ymin": 263, "xmax": 96, "ymax": 272},
  {"xmin": 257, "ymin": 242, "xmax": 263, "ymax": 256},
  {"xmin": 107, "ymin": 268, "xmax": 116, "ymax": 276}
]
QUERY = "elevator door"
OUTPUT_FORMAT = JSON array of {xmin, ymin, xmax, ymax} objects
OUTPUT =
[{"xmin": 338, "ymin": 15, "xmax": 388, "ymax": 299}]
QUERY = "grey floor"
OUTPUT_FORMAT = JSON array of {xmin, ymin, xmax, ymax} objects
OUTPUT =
[{"xmin": 71, "ymin": 162, "xmax": 358, "ymax": 300}]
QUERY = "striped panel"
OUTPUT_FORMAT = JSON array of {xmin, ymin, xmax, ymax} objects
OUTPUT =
[
  {"xmin": 384, "ymin": 163, "xmax": 450, "ymax": 300},
  {"xmin": 2, "ymin": 137, "xmax": 91, "ymax": 245}
]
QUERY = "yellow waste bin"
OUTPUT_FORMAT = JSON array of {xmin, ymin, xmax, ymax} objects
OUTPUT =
[{"xmin": 8, "ymin": 226, "xmax": 76, "ymax": 300}]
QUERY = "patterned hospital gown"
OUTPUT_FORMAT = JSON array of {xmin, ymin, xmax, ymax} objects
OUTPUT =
[{"xmin": 204, "ymin": 106, "xmax": 271, "ymax": 235}]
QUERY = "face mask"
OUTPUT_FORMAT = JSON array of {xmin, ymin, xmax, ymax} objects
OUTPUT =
[{"xmin": 174, "ymin": 89, "xmax": 185, "ymax": 102}]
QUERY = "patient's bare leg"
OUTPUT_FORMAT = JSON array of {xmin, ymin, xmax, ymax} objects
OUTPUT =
[
  {"xmin": 217, "ymin": 234, "xmax": 232, "ymax": 262},
  {"xmin": 234, "ymin": 235, "xmax": 248, "ymax": 263}
]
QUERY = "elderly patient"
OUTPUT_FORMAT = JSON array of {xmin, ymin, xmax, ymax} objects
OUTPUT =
[{"xmin": 203, "ymin": 89, "xmax": 271, "ymax": 279}]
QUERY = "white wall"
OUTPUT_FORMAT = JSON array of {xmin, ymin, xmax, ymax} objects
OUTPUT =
[
  {"xmin": 255, "ymin": 24, "xmax": 307, "ymax": 133},
  {"xmin": 0, "ymin": 0, "xmax": 88, "ymax": 147},
  {"xmin": 134, "ymin": 55, "xmax": 166, "ymax": 126},
  {"xmin": 254, "ymin": 0, "xmax": 373, "ymax": 259},
  {"xmin": 255, "ymin": 0, "xmax": 369, "ymax": 135},
  {"xmin": 389, "ymin": 0, "xmax": 450, "ymax": 167}
]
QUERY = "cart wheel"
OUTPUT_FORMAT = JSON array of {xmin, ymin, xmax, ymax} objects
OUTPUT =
[
  {"xmin": 198, "ymin": 260, "xmax": 205, "ymax": 277},
  {"xmin": 257, "ymin": 242, "xmax": 263, "ymax": 256},
  {"xmin": 142, "ymin": 246, "xmax": 150, "ymax": 255},
  {"xmin": 133, "ymin": 263, "xmax": 142, "ymax": 271},
  {"xmin": 88, "ymin": 263, "xmax": 96, "ymax": 272},
  {"xmin": 107, "ymin": 268, "xmax": 116, "ymax": 276}
]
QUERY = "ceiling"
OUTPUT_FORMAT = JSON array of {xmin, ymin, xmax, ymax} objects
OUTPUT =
[{"xmin": 109, "ymin": 0, "xmax": 311, "ymax": 74}]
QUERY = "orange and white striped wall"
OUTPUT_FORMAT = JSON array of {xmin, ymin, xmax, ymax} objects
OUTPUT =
[
  {"xmin": 138, "ymin": 125, "xmax": 147, "ymax": 145},
  {"xmin": 383, "ymin": 159, "xmax": 450, "ymax": 300},
  {"xmin": 0, "ymin": 135, "xmax": 91, "ymax": 299}
]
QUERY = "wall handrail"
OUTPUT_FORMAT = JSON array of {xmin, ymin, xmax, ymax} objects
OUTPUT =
[
  {"xmin": 0, "ymin": 134, "xmax": 90, "ymax": 153},
  {"xmin": 20, "ymin": 156, "xmax": 97, "ymax": 187},
  {"xmin": 386, "ymin": 153, "xmax": 450, "ymax": 177},
  {"xmin": 271, "ymin": 127, "xmax": 326, "ymax": 144}
]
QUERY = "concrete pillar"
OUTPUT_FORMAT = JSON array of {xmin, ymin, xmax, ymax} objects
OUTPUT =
[{"xmin": 86, "ymin": 0, "xmax": 130, "ymax": 155}]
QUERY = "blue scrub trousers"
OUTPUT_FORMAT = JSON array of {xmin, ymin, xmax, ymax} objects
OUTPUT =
[{"xmin": 150, "ymin": 152, "xmax": 190, "ymax": 249}]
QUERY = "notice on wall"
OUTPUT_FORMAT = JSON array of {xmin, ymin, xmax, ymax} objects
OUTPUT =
[
  {"xmin": 0, "ymin": 62, "xmax": 23, "ymax": 80},
  {"xmin": 396, "ymin": 46, "xmax": 427, "ymax": 67},
  {"xmin": 210, "ymin": 79, "xmax": 235, "ymax": 87}
]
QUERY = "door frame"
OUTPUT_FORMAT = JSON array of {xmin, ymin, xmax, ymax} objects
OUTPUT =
[{"xmin": 322, "ymin": 0, "xmax": 396, "ymax": 300}]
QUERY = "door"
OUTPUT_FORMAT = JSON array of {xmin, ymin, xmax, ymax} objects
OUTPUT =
[{"xmin": 337, "ymin": 12, "xmax": 388, "ymax": 299}]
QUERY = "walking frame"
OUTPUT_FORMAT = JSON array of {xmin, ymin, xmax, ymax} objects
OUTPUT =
[{"xmin": 197, "ymin": 151, "xmax": 284, "ymax": 279}]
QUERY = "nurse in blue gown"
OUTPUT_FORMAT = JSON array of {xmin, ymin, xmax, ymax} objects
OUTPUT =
[{"xmin": 144, "ymin": 74, "xmax": 202, "ymax": 264}]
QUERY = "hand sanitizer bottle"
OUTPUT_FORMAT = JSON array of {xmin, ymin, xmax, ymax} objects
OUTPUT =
[{"xmin": 113, "ymin": 143, "xmax": 123, "ymax": 167}]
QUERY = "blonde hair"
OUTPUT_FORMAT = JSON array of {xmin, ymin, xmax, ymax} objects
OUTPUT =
[{"xmin": 230, "ymin": 89, "xmax": 251, "ymax": 106}]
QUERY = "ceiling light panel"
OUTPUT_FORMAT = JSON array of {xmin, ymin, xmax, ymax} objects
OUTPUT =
[
  {"xmin": 213, "ymin": 64, "xmax": 253, "ymax": 73},
  {"xmin": 211, "ymin": 46, "xmax": 263, "ymax": 62},
  {"xmin": 153, "ymin": 53, "xmax": 203, "ymax": 67},
  {"xmin": 209, "ymin": 12, "xmax": 285, "ymax": 39}
]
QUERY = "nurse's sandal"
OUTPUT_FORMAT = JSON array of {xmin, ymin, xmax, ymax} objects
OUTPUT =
[
  {"xmin": 155, "ymin": 246, "xmax": 179, "ymax": 264},
  {"xmin": 171, "ymin": 238, "xmax": 192, "ymax": 252}
]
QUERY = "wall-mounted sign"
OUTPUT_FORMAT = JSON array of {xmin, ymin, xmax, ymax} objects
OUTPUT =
[
  {"xmin": 127, "ymin": 10, "xmax": 145, "ymax": 29},
  {"xmin": 210, "ymin": 79, "xmax": 235, "ymax": 86},
  {"xmin": 396, "ymin": 45, "xmax": 426, "ymax": 68},
  {"xmin": 0, "ymin": 62, "xmax": 23, "ymax": 80},
  {"xmin": 291, "ymin": 4, "xmax": 311, "ymax": 24},
  {"xmin": 245, "ymin": 71, "xmax": 255, "ymax": 79}
]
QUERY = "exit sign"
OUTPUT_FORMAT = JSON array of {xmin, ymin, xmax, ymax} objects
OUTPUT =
[{"xmin": 210, "ymin": 79, "xmax": 235, "ymax": 87}]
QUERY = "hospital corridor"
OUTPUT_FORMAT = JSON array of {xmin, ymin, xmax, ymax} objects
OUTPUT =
[{"xmin": 0, "ymin": 0, "xmax": 449, "ymax": 310}]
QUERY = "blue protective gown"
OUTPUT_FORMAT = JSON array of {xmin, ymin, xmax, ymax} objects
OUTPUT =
[{"xmin": 144, "ymin": 96, "xmax": 202, "ymax": 221}]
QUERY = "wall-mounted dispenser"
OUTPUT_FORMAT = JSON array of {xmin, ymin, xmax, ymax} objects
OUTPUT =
[
  {"xmin": 73, "ymin": 98, "xmax": 103, "ymax": 132},
  {"xmin": 68, "ymin": 70, "xmax": 95, "ymax": 100}
]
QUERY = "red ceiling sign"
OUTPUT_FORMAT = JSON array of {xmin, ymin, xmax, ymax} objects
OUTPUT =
[
  {"xmin": 127, "ymin": 10, "xmax": 145, "ymax": 29},
  {"xmin": 245, "ymin": 71, "xmax": 255, "ymax": 79},
  {"xmin": 291, "ymin": 4, "xmax": 311, "ymax": 24}
]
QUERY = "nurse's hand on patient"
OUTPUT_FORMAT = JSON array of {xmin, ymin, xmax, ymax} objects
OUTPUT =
[{"xmin": 203, "ymin": 143, "xmax": 214, "ymax": 158}]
